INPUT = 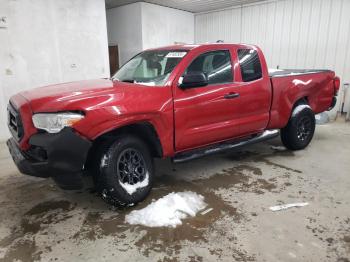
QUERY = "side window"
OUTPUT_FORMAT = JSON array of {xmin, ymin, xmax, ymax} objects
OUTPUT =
[
  {"xmin": 238, "ymin": 49, "xmax": 262, "ymax": 82},
  {"xmin": 185, "ymin": 50, "xmax": 233, "ymax": 85}
]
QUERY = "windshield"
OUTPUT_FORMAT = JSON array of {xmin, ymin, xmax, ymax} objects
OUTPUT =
[{"xmin": 112, "ymin": 50, "xmax": 187, "ymax": 86}]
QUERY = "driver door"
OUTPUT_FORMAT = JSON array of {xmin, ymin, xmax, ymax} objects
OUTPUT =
[{"xmin": 173, "ymin": 49, "xmax": 243, "ymax": 151}]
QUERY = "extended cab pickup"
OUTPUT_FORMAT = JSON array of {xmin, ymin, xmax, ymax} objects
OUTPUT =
[{"xmin": 7, "ymin": 43, "xmax": 340, "ymax": 206}]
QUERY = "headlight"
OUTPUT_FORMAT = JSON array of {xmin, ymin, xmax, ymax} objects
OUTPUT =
[{"xmin": 32, "ymin": 112, "xmax": 84, "ymax": 133}]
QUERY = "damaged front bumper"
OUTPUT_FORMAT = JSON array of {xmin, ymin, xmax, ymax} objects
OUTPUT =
[{"xmin": 7, "ymin": 128, "xmax": 91, "ymax": 190}]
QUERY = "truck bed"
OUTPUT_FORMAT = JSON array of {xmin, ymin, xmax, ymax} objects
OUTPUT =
[
  {"xmin": 267, "ymin": 68, "xmax": 335, "ymax": 130},
  {"xmin": 269, "ymin": 69, "xmax": 332, "ymax": 78}
]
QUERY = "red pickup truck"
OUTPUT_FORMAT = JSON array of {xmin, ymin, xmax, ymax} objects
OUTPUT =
[{"xmin": 7, "ymin": 43, "xmax": 339, "ymax": 206}]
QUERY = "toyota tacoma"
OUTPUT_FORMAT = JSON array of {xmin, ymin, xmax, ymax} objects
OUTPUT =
[{"xmin": 7, "ymin": 43, "xmax": 340, "ymax": 206}]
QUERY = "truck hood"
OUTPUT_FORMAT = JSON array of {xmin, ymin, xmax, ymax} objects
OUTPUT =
[
  {"xmin": 20, "ymin": 79, "xmax": 115, "ymax": 111},
  {"xmin": 19, "ymin": 79, "xmax": 171, "ymax": 113}
]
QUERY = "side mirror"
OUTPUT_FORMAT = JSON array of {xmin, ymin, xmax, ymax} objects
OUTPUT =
[{"xmin": 179, "ymin": 72, "xmax": 208, "ymax": 88}]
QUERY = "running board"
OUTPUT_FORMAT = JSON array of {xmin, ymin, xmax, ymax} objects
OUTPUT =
[{"xmin": 173, "ymin": 130, "xmax": 279, "ymax": 163}]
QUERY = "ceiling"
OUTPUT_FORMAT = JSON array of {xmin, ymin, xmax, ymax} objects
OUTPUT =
[{"xmin": 105, "ymin": 0, "xmax": 266, "ymax": 13}]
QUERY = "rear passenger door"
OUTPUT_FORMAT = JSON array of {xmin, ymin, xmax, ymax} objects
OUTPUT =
[{"xmin": 235, "ymin": 48, "xmax": 271, "ymax": 135}]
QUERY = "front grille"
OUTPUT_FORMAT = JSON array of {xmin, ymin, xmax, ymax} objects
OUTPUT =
[{"xmin": 7, "ymin": 103, "xmax": 24, "ymax": 141}]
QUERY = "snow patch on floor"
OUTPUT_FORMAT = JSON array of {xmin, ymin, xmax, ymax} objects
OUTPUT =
[
  {"xmin": 315, "ymin": 112, "xmax": 330, "ymax": 125},
  {"xmin": 125, "ymin": 192, "xmax": 207, "ymax": 228},
  {"xmin": 270, "ymin": 202, "xmax": 309, "ymax": 211},
  {"xmin": 270, "ymin": 145, "xmax": 286, "ymax": 151},
  {"xmin": 119, "ymin": 172, "xmax": 149, "ymax": 195}
]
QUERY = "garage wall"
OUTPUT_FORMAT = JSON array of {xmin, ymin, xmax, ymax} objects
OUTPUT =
[
  {"xmin": 195, "ymin": 0, "xmax": 350, "ymax": 118},
  {"xmin": 106, "ymin": 3, "xmax": 143, "ymax": 65},
  {"xmin": 141, "ymin": 2, "xmax": 194, "ymax": 50},
  {"xmin": 0, "ymin": 0, "xmax": 110, "ymax": 141},
  {"xmin": 106, "ymin": 2, "xmax": 194, "ymax": 65}
]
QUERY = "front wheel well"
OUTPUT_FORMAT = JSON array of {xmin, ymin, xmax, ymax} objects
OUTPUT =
[{"xmin": 85, "ymin": 122, "xmax": 163, "ymax": 171}]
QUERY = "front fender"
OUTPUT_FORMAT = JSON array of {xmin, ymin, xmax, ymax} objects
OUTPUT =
[{"xmin": 77, "ymin": 112, "xmax": 174, "ymax": 157}]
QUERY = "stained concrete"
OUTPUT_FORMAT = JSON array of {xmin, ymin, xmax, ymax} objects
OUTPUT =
[{"xmin": 0, "ymin": 120, "xmax": 349, "ymax": 261}]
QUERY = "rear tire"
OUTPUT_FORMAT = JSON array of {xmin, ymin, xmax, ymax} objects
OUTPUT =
[
  {"xmin": 281, "ymin": 105, "xmax": 315, "ymax": 150},
  {"xmin": 96, "ymin": 135, "xmax": 154, "ymax": 207}
]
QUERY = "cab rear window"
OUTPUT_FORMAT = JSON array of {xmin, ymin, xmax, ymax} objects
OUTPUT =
[{"xmin": 238, "ymin": 49, "xmax": 262, "ymax": 82}]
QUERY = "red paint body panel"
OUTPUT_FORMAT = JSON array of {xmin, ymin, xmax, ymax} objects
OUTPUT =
[
  {"xmin": 17, "ymin": 79, "xmax": 175, "ymax": 156},
  {"xmin": 8, "ymin": 44, "xmax": 337, "ymax": 157},
  {"xmin": 267, "ymin": 71, "xmax": 335, "ymax": 129},
  {"xmin": 171, "ymin": 44, "xmax": 272, "ymax": 151}
]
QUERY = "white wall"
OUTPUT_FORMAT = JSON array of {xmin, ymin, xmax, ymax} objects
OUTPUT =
[
  {"xmin": 0, "ymin": 0, "xmax": 110, "ymax": 140},
  {"xmin": 106, "ymin": 3, "xmax": 143, "ymax": 65},
  {"xmin": 141, "ymin": 2, "xmax": 194, "ymax": 50},
  {"xmin": 106, "ymin": 2, "xmax": 194, "ymax": 65},
  {"xmin": 195, "ymin": 0, "xmax": 350, "ymax": 118}
]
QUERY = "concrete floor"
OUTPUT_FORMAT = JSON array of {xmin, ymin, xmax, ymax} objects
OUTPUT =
[{"xmin": 0, "ymin": 121, "xmax": 349, "ymax": 262}]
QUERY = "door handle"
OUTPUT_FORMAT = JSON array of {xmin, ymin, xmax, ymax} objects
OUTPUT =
[{"xmin": 224, "ymin": 93, "xmax": 240, "ymax": 99}]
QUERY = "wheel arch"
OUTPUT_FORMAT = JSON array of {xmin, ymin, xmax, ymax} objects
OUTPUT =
[
  {"xmin": 280, "ymin": 97, "xmax": 315, "ymax": 151},
  {"xmin": 293, "ymin": 96, "xmax": 309, "ymax": 108},
  {"xmin": 284, "ymin": 96, "xmax": 311, "ymax": 125},
  {"xmin": 85, "ymin": 122, "xmax": 163, "ymax": 170},
  {"xmin": 268, "ymin": 94, "xmax": 311, "ymax": 129}
]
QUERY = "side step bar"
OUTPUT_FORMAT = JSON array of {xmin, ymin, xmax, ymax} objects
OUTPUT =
[{"xmin": 173, "ymin": 130, "xmax": 279, "ymax": 163}]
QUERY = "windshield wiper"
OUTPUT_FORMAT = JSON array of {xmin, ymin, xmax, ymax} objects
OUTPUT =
[{"xmin": 120, "ymin": 79, "xmax": 135, "ymax": 83}]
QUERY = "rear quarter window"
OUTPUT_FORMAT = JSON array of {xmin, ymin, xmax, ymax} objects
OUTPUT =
[{"xmin": 238, "ymin": 49, "xmax": 262, "ymax": 82}]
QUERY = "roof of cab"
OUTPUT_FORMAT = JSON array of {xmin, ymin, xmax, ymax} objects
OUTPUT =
[
  {"xmin": 146, "ymin": 43, "xmax": 258, "ymax": 52},
  {"xmin": 146, "ymin": 44, "xmax": 200, "ymax": 51}
]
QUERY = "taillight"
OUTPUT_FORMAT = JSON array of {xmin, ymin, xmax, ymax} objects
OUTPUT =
[{"xmin": 334, "ymin": 76, "xmax": 340, "ymax": 95}]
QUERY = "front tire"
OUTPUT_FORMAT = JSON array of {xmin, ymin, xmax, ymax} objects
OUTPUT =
[
  {"xmin": 281, "ymin": 105, "xmax": 316, "ymax": 150},
  {"xmin": 97, "ymin": 135, "xmax": 154, "ymax": 207}
]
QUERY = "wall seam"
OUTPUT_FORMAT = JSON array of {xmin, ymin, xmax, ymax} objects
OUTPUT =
[
  {"xmin": 312, "ymin": 0, "xmax": 323, "ymax": 68},
  {"xmin": 286, "ymin": 0, "xmax": 294, "ymax": 67},
  {"xmin": 49, "ymin": 0, "xmax": 63, "ymax": 83},
  {"xmin": 333, "ymin": 0, "xmax": 344, "ymax": 69},
  {"xmin": 322, "ymin": 0, "xmax": 333, "ymax": 68},
  {"xmin": 303, "ymin": 0, "xmax": 313, "ymax": 68}
]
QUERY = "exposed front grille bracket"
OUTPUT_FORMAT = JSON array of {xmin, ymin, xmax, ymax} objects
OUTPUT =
[{"xmin": 7, "ymin": 103, "xmax": 24, "ymax": 141}]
